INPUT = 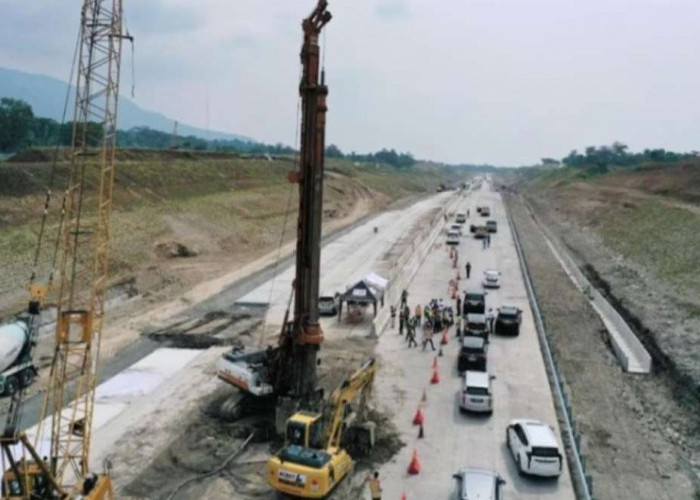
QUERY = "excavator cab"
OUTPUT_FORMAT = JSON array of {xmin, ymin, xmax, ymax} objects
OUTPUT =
[
  {"xmin": 1, "ymin": 461, "xmax": 49, "ymax": 499},
  {"xmin": 286, "ymin": 411, "xmax": 325, "ymax": 449}
]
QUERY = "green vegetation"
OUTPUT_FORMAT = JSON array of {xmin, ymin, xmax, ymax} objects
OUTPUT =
[
  {"xmin": 597, "ymin": 201, "xmax": 700, "ymax": 294},
  {"xmin": 561, "ymin": 142, "xmax": 696, "ymax": 171}
]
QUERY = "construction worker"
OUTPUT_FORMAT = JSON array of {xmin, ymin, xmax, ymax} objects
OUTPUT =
[
  {"xmin": 415, "ymin": 304, "xmax": 422, "ymax": 326},
  {"xmin": 390, "ymin": 305, "xmax": 396, "ymax": 329},
  {"xmin": 398, "ymin": 307, "xmax": 405, "ymax": 336},
  {"xmin": 400, "ymin": 289, "xmax": 408, "ymax": 308},
  {"xmin": 406, "ymin": 317, "xmax": 418, "ymax": 348},
  {"xmin": 367, "ymin": 471, "xmax": 382, "ymax": 500},
  {"xmin": 467, "ymin": 209, "xmax": 470, "ymax": 218},
  {"xmin": 456, "ymin": 295, "xmax": 462, "ymax": 316},
  {"xmin": 455, "ymin": 314, "xmax": 463, "ymax": 339},
  {"xmin": 422, "ymin": 324, "xmax": 436, "ymax": 352},
  {"xmin": 465, "ymin": 261, "xmax": 471, "ymax": 279},
  {"xmin": 486, "ymin": 308, "xmax": 495, "ymax": 333}
]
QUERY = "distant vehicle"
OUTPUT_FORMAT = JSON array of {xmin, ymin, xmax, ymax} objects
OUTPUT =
[
  {"xmin": 464, "ymin": 313, "xmax": 488, "ymax": 342},
  {"xmin": 495, "ymin": 306, "xmax": 522, "ymax": 336},
  {"xmin": 455, "ymin": 213, "xmax": 467, "ymax": 224},
  {"xmin": 481, "ymin": 207, "xmax": 491, "ymax": 217},
  {"xmin": 0, "ymin": 321, "xmax": 36, "ymax": 396},
  {"xmin": 447, "ymin": 231, "xmax": 461, "ymax": 246},
  {"xmin": 469, "ymin": 224, "xmax": 477, "ymax": 233},
  {"xmin": 463, "ymin": 290, "xmax": 486, "ymax": 315},
  {"xmin": 486, "ymin": 220, "xmax": 497, "ymax": 233},
  {"xmin": 473, "ymin": 226, "xmax": 489, "ymax": 239},
  {"xmin": 452, "ymin": 468, "xmax": 505, "ymax": 500},
  {"xmin": 476, "ymin": 206, "xmax": 483, "ymax": 214},
  {"xmin": 318, "ymin": 294, "xmax": 340, "ymax": 316},
  {"xmin": 482, "ymin": 270, "xmax": 501, "ymax": 289},
  {"xmin": 458, "ymin": 336, "xmax": 487, "ymax": 373},
  {"xmin": 506, "ymin": 419, "xmax": 563, "ymax": 478},
  {"xmin": 450, "ymin": 224, "xmax": 463, "ymax": 236},
  {"xmin": 460, "ymin": 371, "xmax": 495, "ymax": 413}
]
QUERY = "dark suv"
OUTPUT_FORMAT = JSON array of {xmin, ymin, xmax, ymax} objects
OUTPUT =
[
  {"xmin": 494, "ymin": 306, "xmax": 522, "ymax": 336},
  {"xmin": 458, "ymin": 336, "xmax": 488, "ymax": 372},
  {"xmin": 463, "ymin": 290, "xmax": 486, "ymax": 315}
]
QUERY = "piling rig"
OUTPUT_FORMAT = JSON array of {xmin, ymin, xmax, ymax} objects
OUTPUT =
[{"xmin": 216, "ymin": 0, "xmax": 333, "ymax": 426}]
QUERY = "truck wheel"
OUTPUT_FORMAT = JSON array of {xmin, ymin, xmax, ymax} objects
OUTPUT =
[
  {"xmin": 20, "ymin": 369, "xmax": 34, "ymax": 388},
  {"xmin": 5, "ymin": 376, "xmax": 18, "ymax": 396}
]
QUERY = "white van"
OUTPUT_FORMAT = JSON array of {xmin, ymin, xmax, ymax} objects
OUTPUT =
[
  {"xmin": 506, "ymin": 419, "xmax": 563, "ymax": 478},
  {"xmin": 460, "ymin": 371, "xmax": 494, "ymax": 413},
  {"xmin": 455, "ymin": 213, "xmax": 467, "ymax": 223}
]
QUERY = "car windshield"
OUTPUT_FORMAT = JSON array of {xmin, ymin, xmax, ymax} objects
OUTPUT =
[
  {"xmin": 461, "ymin": 472, "xmax": 495, "ymax": 499},
  {"xmin": 467, "ymin": 322, "xmax": 486, "ymax": 330},
  {"xmin": 466, "ymin": 294, "xmax": 483, "ymax": 301}
]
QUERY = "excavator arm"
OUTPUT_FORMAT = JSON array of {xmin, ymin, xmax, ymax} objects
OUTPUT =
[{"xmin": 326, "ymin": 358, "xmax": 376, "ymax": 451}]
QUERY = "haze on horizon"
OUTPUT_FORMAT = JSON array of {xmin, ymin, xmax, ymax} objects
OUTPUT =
[{"xmin": 1, "ymin": 0, "xmax": 698, "ymax": 166}]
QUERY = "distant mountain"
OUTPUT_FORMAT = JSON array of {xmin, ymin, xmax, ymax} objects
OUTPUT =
[{"xmin": 0, "ymin": 66, "xmax": 253, "ymax": 143}]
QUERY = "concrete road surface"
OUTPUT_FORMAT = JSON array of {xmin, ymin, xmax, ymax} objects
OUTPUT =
[{"xmin": 372, "ymin": 181, "xmax": 575, "ymax": 500}]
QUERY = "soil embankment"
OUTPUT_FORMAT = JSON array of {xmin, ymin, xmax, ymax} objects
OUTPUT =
[{"xmin": 502, "ymin": 162, "xmax": 700, "ymax": 497}]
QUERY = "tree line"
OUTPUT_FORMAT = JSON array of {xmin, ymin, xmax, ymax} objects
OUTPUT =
[
  {"xmin": 549, "ymin": 141, "xmax": 697, "ymax": 172},
  {"xmin": 0, "ymin": 98, "xmax": 418, "ymax": 168}
]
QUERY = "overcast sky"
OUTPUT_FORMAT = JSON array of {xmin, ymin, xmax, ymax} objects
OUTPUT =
[{"xmin": 1, "ymin": 0, "xmax": 699, "ymax": 165}]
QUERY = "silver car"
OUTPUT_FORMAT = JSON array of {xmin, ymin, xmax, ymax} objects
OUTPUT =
[{"xmin": 453, "ymin": 468, "xmax": 505, "ymax": 500}]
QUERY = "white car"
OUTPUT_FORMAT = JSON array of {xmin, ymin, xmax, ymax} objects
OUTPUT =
[
  {"xmin": 453, "ymin": 468, "xmax": 505, "ymax": 500},
  {"xmin": 455, "ymin": 213, "xmax": 467, "ymax": 223},
  {"xmin": 506, "ymin": 419, "xmax": 563, "ymax": 478},
  {"xmin": 482, "ymin": 270, "xmax": 501, "ymax": 289},
  {"xmin": 460, "ymin": 370, "xmax": 494, "ymax": 413},
  {"xmin": 446, "ymin": 231, "xmax": 460, "ymax": 246},
  {"xmin": 450, "ymin": 224, "xmax": 463, "ymax": 236}
]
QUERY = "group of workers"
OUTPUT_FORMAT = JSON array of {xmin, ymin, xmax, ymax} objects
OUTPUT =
[{"xmin": 390, "ymin": 290, "xmax": 459, "ymax": 352}]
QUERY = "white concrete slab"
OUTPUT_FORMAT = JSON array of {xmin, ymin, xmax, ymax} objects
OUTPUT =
[{"xmin": 372, "ymin": 181, "xmax": 576, "ymax": 500}]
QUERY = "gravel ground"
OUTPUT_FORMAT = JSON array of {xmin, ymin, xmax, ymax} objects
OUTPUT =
[{"xmin": 506, "ymin": 193, "xmax": 699, "ymax": 499}]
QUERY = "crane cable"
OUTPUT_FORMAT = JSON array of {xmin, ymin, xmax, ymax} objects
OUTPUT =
[{"xmin": 28, "ymin": 30, "xmax": 81, "ymax": 292}]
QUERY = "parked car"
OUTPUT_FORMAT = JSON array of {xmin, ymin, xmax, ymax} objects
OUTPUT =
[
  {"xmin": 450, "ymin": 224, "xmax": 463, "ymax": 236},
  {"xmin": 495, "ymin": 306, "xmax": 522, "ymax": 336},
  {"xmin": 464, "ymin": 313, "xmax": 488, "ymax": 342},
  {"xmin": 458, "ymin": 336, "xmax": 487, "ymax": 372},
  {"xmin": 481, "ymin": 206, "xmax": 491, "ymax": 217},
  {"xmin": 486, "ymin": 220, "xmax": 497, "ymax": 233},
  {"xmin": 452, "ymin": 468, "xmax": 505, "ymax": 500},
  {"xmin": 482, "ymin": 270, "xmax": 501, "ymax": 289},
  {"xmin": 460, "ymin": 370, "xmax": 495, "ymax": 413},
  {"xmin": 506, "ymin": 419, "xmax": 563, "ymax": 478},
  {"xmin": 318, "ymin": 293, "xmax": 339, "ymax": 316},
  {"xmin": 447, "ymin": 231, "xmax": 460, "ymax": 246},
  {"xmin": 476, "ymin": 206, "xmax": 484, "ymax": 214},
  {"xmin": 473, "ymin": 226, "xmax": 488, "ymax": 239},
  {"xmin": 456, "ymin": 213, "xmax": 467, "ymax": 223},
  {"xmin": 463, "ymin": 290, "xmax": 486, "ymax": 315}
]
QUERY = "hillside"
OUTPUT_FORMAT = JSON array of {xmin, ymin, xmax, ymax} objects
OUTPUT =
[
  {"xmin": 0, "ymin": 66, "xmax": 251, "ymax": 142},
  {"xmin": 0, "ymin": 150, "xmax": 462, "ymax": 316},
  {"xmin": 505, "ymin": 161, "xmax": 700, "ymax": 400}
]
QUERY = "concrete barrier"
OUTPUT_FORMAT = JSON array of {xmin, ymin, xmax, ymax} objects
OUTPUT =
[
  {"xmin": 525, "ymin": 203, "xmax": 652, "ymax": 374},
  {"xmin": 371, "ymin": 191, "xmax": 464, "ymax": 337}
]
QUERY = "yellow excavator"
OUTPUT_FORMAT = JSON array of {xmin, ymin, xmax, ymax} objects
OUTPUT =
[{"xmin": 267, "ymin": 358, "xmax": 377, "ymax": 499}]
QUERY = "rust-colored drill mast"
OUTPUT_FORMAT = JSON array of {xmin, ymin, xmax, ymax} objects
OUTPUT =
[{"xmin": 290, "ymin": 0, "xmax": 332, "ymax": 402}]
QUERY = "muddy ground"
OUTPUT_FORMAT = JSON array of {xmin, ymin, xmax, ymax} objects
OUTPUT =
[
  {"xmin": 506, "ymin": 192, "xmax": 700, "ymax": 499},
  {"xmin": 120, "ymin": 335, "xmax": 404, "ymax": 500}
]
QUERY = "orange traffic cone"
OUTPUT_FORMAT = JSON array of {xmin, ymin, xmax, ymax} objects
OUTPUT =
[
  {"xmin": 431, "ymin": 368, "xmax": 440, "ymax": 384},
  {"xmin": 440, "ymin": 330, "xmax": 448, "ymax": 345},
  {"xmin": 432, "ymin": 356, "xmax": 438, "ymax": 369},
  {"xmin": 401, "ymin": 493, "xmax": 407, "ymax": 500},
  {"xmin": 412, "ymin": 405, "xmax": 424, "ymax": 425},
  {"xmin": 407, "ymin": 449, "xmax": 421, "ymax": 475}
]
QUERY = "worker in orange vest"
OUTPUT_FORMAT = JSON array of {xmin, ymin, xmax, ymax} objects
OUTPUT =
[
  {"xmin": 368, "ymin": 471, "xmax": 382, "ymax": 500},
  {"xmin": 415, "ymin": 304, "xmax": 422, "ymax": 326}
]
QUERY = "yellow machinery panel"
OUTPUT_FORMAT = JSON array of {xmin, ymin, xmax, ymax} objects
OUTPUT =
[{"xmin": 267, "ymin": 449, "xmax": 352, "ymax": 499}]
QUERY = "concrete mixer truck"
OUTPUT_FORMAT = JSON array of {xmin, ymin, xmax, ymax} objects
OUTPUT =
[{"xmin": 0, "ymin": 321, "xmax": 36, "ymax": 396}]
